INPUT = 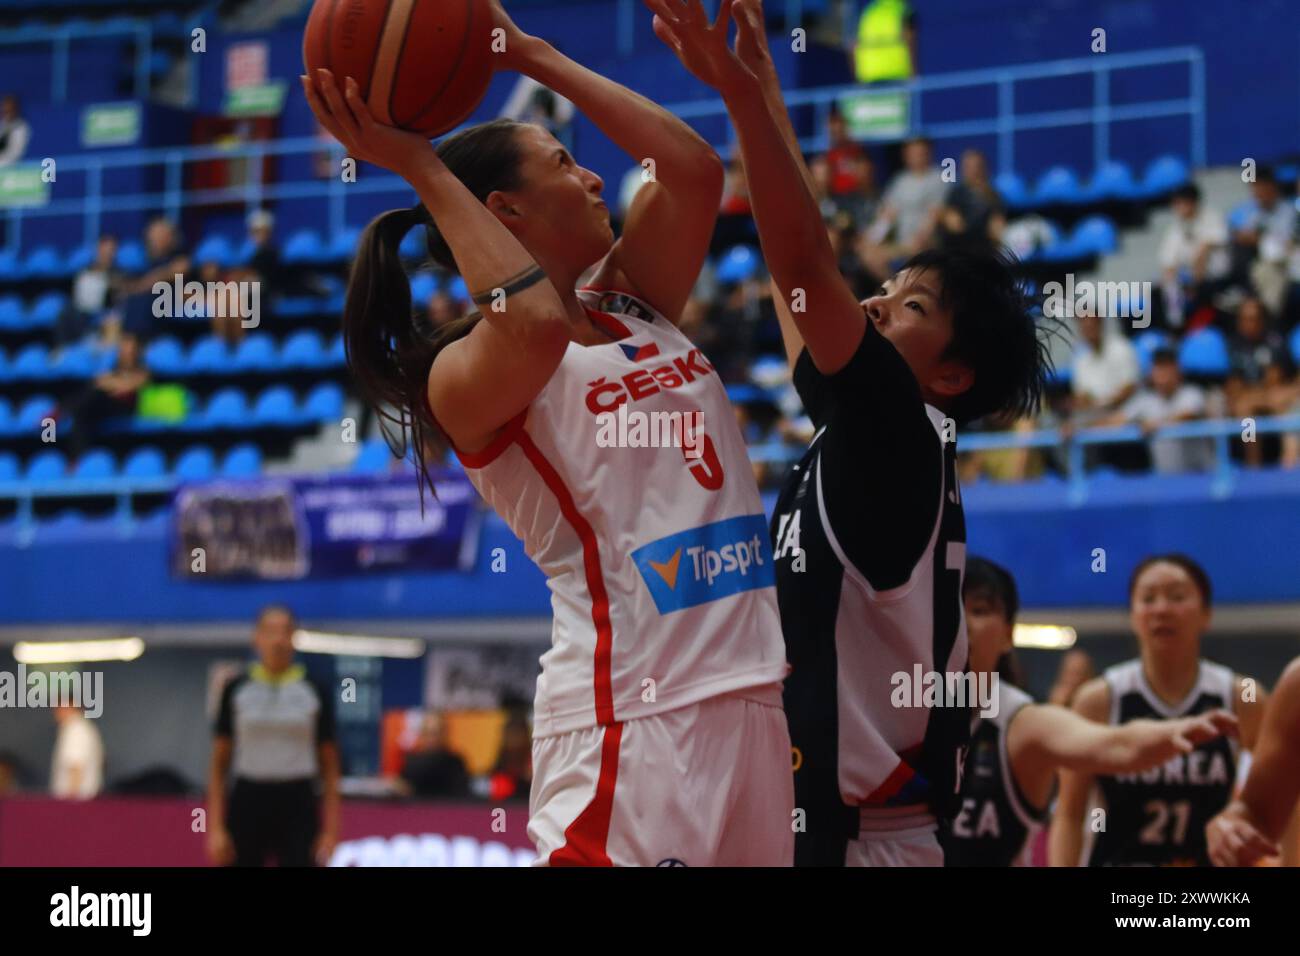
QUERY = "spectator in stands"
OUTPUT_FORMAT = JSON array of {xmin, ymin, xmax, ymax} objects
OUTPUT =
[
  {"xmin": 239, "ymin": 208, "xmax": 284, "ymax": 299},
  {"xmin": 119, "ymin": 217, "xmax": 190, "ymax": 343},
  {"xmin": 50, "ymin": 706, "xmax": 103, "ymax": 800},
  {"xmin": 936, "ymin": 149, "xmax": 1004, "ymax": 249},
  {"xmin": 1092, "ymin": 347, "xmax": 1215, "ymax": 474},
  {"xmin": 720, "ymin": 154, "xmax": 752, "ymax": 216},
  {"xmin": 809, "ymin": 154, "xmax": 838, "ymax": 221},
  {"xmin": 1229, "ymin": 167, "xmax": 1295, "ymax": 318},
  {"xmin": 824, "ymin": 109, "xmax": 869, "ymax": 200},
  {"xmin": 0, "ymin": 750, "xmax": 21, "ymax": 795},
  {"xmin": 1047, "ymin": 648, "xmax": 1097, "ymax": 707},
  {"xmin": 832, "ymin": 153, "xmax": 882, "ymax": 231},
  {"xmin": 1069, "ymin": 310, "xmax": 1140, "ymax": 421},
  {"xmin": 396, "ymin": 711, "xmax": 470, "ymax": 799},
  {"xmin": 59, "ymin": 332, "xmax": 150, "ymax": 460},
  {"xmin": 1157, "ymin": 183, "xmax": 1230, "ymax": 328},
  {"xmin": 425, "ymin": 290, "xmax": 460, "ymax": 330},
  {"xmin": 0, "ymin": 94, "xmax": 31, "ymax": 168},
  {"xmin": 486, "ymin": 713, "xmax": 532, "ymax": 803},
  {"xmin": 850, "ymin": 0, "xmax": 917, "ymax": 85},
  {"xmin": 57, "ymin": 235, "xmax": 124, "ymax": 348},
  {"xmin": 861, "ymin": 136, "xmax": 946, "ymax": 277},
  {"xmin": 1228, "ymin": 295, "xmax": 1291, "ymax": 386}
]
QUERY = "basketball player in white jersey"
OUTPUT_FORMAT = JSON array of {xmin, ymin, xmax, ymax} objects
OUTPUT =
[
  {"xmin": 303, "ymin": 0, "xmax": 792, "ymax": 866},
  {"xmin": 1050, "ymin": 555, "xmax": 1268, "ymax": 866},
  {"xmin": 648, "ymin": 0, "xmax": 1050, "ymax": 864},
  {"xmin": 944, "ymin": 557, "xmax": 1237, "ymax": 867},
  {"xmin": 1207, "ymin": 656, "xmax": 1300, "ymax": 866}
]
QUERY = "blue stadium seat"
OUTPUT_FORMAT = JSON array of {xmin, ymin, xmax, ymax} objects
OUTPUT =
[
  {"xmin": 72, "ymin": 448, "xmax": 116, "ymax": 480},
  {"xmin": 233, "ymin": 238, "xmax": 258, "ymax": 268},
  {"xmin": 1141, "ymin": 155, "xmax": 1190, "ymax": 198},
  {"xmin": 1227, "ymin": 200, "xmax": 1255, "ymax": 232},
  {"xmin": 352, "ymin": 439, "xmax": 395, "ymax": 473},
  {"xmin": 122, "ymin": 446, "xmax": 167, "ymax": 479},
  {"xmin": 1033, "ymin": 166, "xmax": 1083, "ymax": 205},
  {"xmin": 1179, "ymin": 327, "xmax": 1230, "ymax": 377},
  {"xmin": 400, "ymin": 227, "xmax": 427, "ymax": 260},
  {"xmin": 1289, "ymin": 325, "xmax": 1300, "ymax": 364},
  {"xmin": 22, "ymin": 245, "xmax": 63, "ymax": 279},
  {"xmin": 994, "ymin": 171, "xmax": 1030, "ymax": 209},
  {"xmin": 66, "ymin": 243, "xmax": 95, "ymax": 274},
  {"xmin": 188, "ymin": 336, "xmax": 235, "ymax": 374},
  {"xmin": 0, "ymin": 250, "xmax": 20, "ymax": 280},
  {"xmin": 1083, "ymin": 161, "xmax": 1139, "ymax": 202},
  {"xmin": 25, "ymin": 449, "xmax": 67, "ymax": 483},
  {"xmin": 326, "ymin": 227, "xmax": 361, "ymax": 262},
  {"xmin": 145, "ymin": 337, "xmax": 187, "ymax": 376},
  {"xmin": 283, "ymin": 229, "xmax": 325, "ymax": 264},
  {"xmin": 233, "ymin": 335, "xmax": 277, "ymax": 372},
  {"xmin": 410, "ymin": 272, "xmax": 438, "ymax": 303},
  {"xmin": 0, "ymin": 397, "xmax": 11, "ymax": 431},
  {"xmin": 12, "ymin": 344, "xmax": 51, "ymax": 380},
  {"xmin": 29, "ymin": 292, "xmax": 67, "ymax": 328},
  {"xmin": 174, "ymin": 445, "xmax": 217, "ymax": 481},
  {"xmin": 281, "ymin": 331, "xmax": 326, "ymax": 369},
  {"xmin": 0, "ymin": 294, "xmax": 24, "ymax": 330},
  {"xmin": 49, "ymin": 343, "xmax": 97, "ymax": 378},
  {"xmin": 325, "ymin": 334, "xmax": 346, "ymax": 366},
  {"xmin": 221, "ymin": 443, "xmax": 263, "ymax": 478},
  {"xmin": 0, "ymin": 452, "xmax": 17, "ymax": 482},
  {"xmin": 193, "ymin": 234, "xmax": 236, "ymax": 268},
  {"xmin": 200, "ymin": 388, "xmax": 250, "ymax": 428},
  {"xmin": 115, "ymin": 240, "xmax": 148, "ymax": 274},
  {"xmin": 447, "ymin": 276, "xmax": 469, "ymax": 302},
  {"xmin": 301, "ymin": 383, "xmax": 344, "ymax": 422},
  {"xmin": 716, "ymin": 244, "xmax": 760, "ymax": 283},
  {"xmin": 15, "ymin": 395, "xmax": 56, "ymax": 431},
  {"xmin": 252, "ymin": 386, "xmax": 297, "ymax": 426},
  {"xmin": 1069, "ymin": 215, "xmax": 1119, "ymax": 255}
]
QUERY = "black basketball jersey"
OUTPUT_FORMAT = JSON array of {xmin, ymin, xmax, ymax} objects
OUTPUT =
[
  {"xmin": 1085, "ymin": 659, "xmax": 1238, "ymax": 867},
  {"xmin": 941, "ymin": 682, "xmax": 1050, "ymax": 866},
  {"xmin": 772, "ymin": 331, "xmax": 970, "ymax": 867}
]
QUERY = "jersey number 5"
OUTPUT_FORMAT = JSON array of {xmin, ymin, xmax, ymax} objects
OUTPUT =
[{"xmin": 684, "ymin": 435, "xmax": 724, "ymax": 491}]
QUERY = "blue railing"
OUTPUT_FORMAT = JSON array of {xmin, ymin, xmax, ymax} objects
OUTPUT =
[
  {"xmin": 1, "ymin": 45, "xmax": 1205, "ymax": 252},
  {"xmin": 662, "ymin": 45, "xmax": 1206, "ymax": 175},
  {"xmin": 3, "ymin": 415, "xmax": 1297, "ymax": 541},
  {"xmin": 0, "ymin": 10, "xmax": 211, "ymax": 106}
]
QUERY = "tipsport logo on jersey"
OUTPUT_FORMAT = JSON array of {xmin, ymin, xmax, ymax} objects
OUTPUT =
[{"xmin": 631, "ymin": 514, "xmax": 775, "ymax": 614}]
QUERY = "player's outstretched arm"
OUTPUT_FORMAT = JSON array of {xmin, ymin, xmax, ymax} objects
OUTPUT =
[
  {"xmin": 1011, "ymin": 702, "xmax": 1237, "ymax": 780},
  {"xmin": 503, "ymin": 0, "xmax": 723, "ymax": 323},
  {"xmin": 1047, "ymin": 677, "xmax": 1108, "ymax": 866},
  {"xmin": 1208, "ymin": 659, "xmax": 1300, "ymax": 866},
  {"xmin": 647, "ymin": 0, "xmax": 865, "ymax": 375}
]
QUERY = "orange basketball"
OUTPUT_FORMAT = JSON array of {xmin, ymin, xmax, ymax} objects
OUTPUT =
[{"xmin": 303, "ymin": 0, "xmax": 496, "ymax": 138}]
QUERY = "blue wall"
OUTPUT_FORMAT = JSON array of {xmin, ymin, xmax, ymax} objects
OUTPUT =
[{"xmin": 2, "ymin": 473, "xmax": 1297, "ymax": 625}]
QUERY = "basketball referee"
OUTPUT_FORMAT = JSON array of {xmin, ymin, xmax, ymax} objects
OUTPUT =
[{"xmin": 206, "ymin": 605, "xmax": 341, "ymax": 866}]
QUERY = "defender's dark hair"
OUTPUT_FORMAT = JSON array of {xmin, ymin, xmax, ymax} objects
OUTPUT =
[
  {"xmin": 963, "ymin": 556, "xmax": 1023, "ymax": 686},
  {"xmin": 1172, "ymin": 182, "xmax": 1201, "ymax": 203},
  {"xmin": 343, "ymin": 119, "xmax": 528, "ymax": 500},
  {"xmin": 1128, "ymin": 553, "xmax": 1213, "ymax": 609},
  {"xmin": 900, "ymin": 244, "xmax": 1053, "ymax": 426}
]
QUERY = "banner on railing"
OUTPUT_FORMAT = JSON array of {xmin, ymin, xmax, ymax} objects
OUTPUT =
[
  {"xmin": 839, "ymin": 89, "xmax": 911, "ymax": 140},
  {"xmin": 81, "ymin": 102, "xmax": 142, "ymax": 147},
  {"xmin": 168, "ymin": 470, "xmax": 481, "ymax": 579},
  {"xmin": 0, "ymin": 164, "xmax": 49, "ymax": 207}
]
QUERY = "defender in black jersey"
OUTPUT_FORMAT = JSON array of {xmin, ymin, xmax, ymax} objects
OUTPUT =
[
  {"xmin": 649, "ymin": 0, "xmax": 1051, "ymax": 865},
  {"xmin": 943, "ymin": 558, "xmax": 1238, "ymax": 867},
  {"xmin": 1051, "ymin": 555, "xmax": 1269, "ymax": 867}
]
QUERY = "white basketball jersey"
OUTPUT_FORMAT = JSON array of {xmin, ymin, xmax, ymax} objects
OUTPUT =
[{"xmin": 454, "ymin": 289, "xmax": 788, "ymax": 738}]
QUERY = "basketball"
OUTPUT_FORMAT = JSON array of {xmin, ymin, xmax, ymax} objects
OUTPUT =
[{"xmin": 302, "ymin": 0, "xmax": 496, "ymax": 137}]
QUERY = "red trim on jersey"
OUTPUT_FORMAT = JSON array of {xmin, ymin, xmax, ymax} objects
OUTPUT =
[
  {"xmin": 549, "ymin": 722, "xmax": 624, "ymax": 867},
  {"xmin": 863, "ymin": 757, "xmax": 916, "ymax": 805},
  {"xmin": 515, "ymin": 430, "xmax": 616, "ymax": 727},
  {"xmin": 580, "ymin": 304, "xmax": 633, "ymax": 341},
  {"xmin": 422, "ymin": 392, "xmax": 527, "ymax": 470}
]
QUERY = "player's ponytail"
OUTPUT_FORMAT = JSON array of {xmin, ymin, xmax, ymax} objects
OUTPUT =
[{"xmin": 342, "ymin": 119, "xmax": 528, "ymax": 500}]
